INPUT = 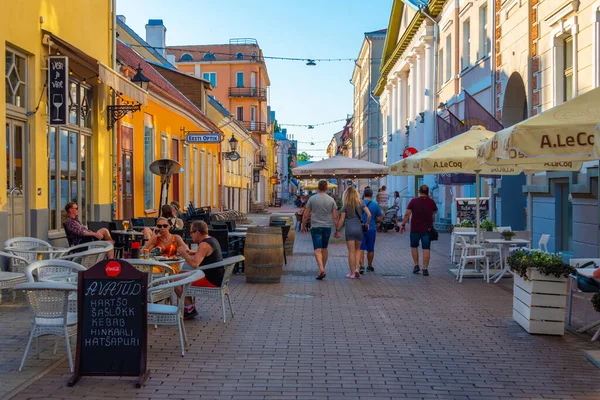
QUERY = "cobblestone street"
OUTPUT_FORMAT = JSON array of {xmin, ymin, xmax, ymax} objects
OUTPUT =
[{"xmin": 2, "ymin": 212, "xmax": 600, "ymax": 399}]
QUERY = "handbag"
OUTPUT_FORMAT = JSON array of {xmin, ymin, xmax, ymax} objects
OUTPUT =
[{"xmin": 419, "ymin": 198, "xmax": 439, "ymax": 241}]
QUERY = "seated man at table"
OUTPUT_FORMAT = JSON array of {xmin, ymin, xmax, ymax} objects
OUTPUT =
[
  {"xmin": 176, "ymin": 221, "xmax": 224, "ymax": 320},
  {"xmin": 63, "ymin": 202, "xmax": 115, "ymax": 258}
]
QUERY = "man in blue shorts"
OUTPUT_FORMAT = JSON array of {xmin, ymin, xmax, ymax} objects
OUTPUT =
[
  {"xmin": 359, "ymin": 188, "xmax": 383, "ymax": 274},
  {"xmin": 400, "ymin": 185, "xmax": 438, "ymax": 276},
  {"xmin": 302, "ymin": 180, "xmax": 339, "ymax": 280}
]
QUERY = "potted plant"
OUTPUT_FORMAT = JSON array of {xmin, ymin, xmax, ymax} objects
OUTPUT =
[
  {"xmin": 507, "ymin": 249, "xmax": 576, "ymax": 335},
  {"xmin": 480, "ymin": 219, "xmax": 496, "ymax": 232},
  {"xmin": 457, "ymin": 220, "xmax": 474, "ymax": 228},
  {"xmin": 501, "ymin": 230, "xmax": 516, "ymax": 240}
]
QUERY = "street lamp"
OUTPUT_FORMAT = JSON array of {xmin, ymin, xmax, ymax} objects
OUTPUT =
[
  {"xmin": 222, "ymin": 134, "xmax": 240, "ymax": 161},
  {"xmin": 131, "ymin": 64, "xmax": 150, "ymax": 91},
  {"xmin": 259, "ymin": 156, "xmax": 266, "ymax": 169},
  {"xmin": 438, "ymin": 101, "xmax": 448, "ymax": 111}
]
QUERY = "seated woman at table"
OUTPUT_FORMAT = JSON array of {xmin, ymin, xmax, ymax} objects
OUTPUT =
[
  {"xmin": 142, "ymin": 205, "xmax": 184, "ymax": 242},
  {"xmin": 142, "ymin": 217, "xmax": 189, "ymax": 273},
  {"xmin": 176, "ymin": 220, "xmax": 224, "ymax": 320}
]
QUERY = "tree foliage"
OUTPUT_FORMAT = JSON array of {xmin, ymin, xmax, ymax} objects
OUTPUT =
[{"xmin": 297, "ymin": 152, "xmax": 312, "ymax": 162}]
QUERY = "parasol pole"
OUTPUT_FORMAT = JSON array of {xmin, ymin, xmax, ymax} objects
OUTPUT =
[{"xmin": 475, "ymin": 170, "xmax": 481, "ymax": 245}]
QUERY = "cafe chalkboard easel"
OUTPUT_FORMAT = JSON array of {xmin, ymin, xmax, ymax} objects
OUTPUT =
[{"xmin": 68, "ymin": 259, "xmax": 149, "ymax": 388}]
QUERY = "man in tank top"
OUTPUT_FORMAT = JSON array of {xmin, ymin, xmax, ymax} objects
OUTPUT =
[{"xmin": 177, "ymin": 220, "xmax": 224, "ymax": 319}]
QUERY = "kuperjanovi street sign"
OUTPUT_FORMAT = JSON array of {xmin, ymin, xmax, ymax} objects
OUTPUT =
[{"xmin": 186, "ymin": 133, "xmax": 221, "ymax": 144}]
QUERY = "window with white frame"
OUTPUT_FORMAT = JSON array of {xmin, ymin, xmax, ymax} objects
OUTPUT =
[
  {"xmin": 479, "ymin": 4, "xmax": 489, "ymax": 58},
  {"xmin": 438, "ymin": 49, "xmax": 444, "ymax": 88},
  {"xmin": 143, "ymin": 114, "xmax": 155, "ymax": 211},
  {"xmin": 5, "ymin": 49, "xmax": 27, "ymax": 109},
  {"xmin": 445, "ymin": 35, "xmax": 452, "ymax": 82},
  {"xmin": 236, "ymin": 72, "xmax": 244, "ymax": 87},
  {"xmin": 564, "ymin": 35, "xmax": 574, "ymax": 102},
  {"xmin": 160, "ymin": 133, "xmax": 169, "ymax": 158},
  {"xmin": 462, "ymin": 20, "xmax": 470, "ymax": 70},
  {"xmin": 202, "ymin": 72, "xmax": 217, "ymax": 88},
  {"xmin": 48, "ymin": 78, "xmax": 93, "ymax": 231},
  {"xmin": 212, "ymin": 154, "xmax": 217, "ymax": 205}
]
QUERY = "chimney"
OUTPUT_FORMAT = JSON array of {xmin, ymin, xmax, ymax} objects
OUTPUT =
[
  {"xmin": 117, "ymin": 15, "xmax": 126, "ymax": 24},
  {"xmin": 145, "ymin": 19, "xmax": 166, "ymax": 57}
]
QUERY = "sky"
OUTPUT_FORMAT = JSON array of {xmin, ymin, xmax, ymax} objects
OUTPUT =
[{"xmin": 116, "ymin": 0, "xmax": 392, "ymax": 160}]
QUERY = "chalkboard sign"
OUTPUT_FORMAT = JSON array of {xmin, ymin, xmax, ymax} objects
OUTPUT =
[
  {"xmin": 69, "ymin": 259, "xmax": 148, "ymax": 387},
  {"xmin": 48, "ymin": 56, "xmax": 69, "ymax": 126},
  {"xmin": 456, "ymin": 197, "xmax": 489, "ymax": 224}
]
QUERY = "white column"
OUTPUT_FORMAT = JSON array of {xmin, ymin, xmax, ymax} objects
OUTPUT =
[
  {"xmin": 396, "ymin": 72, "xmax": 408, "ymax": 194},
  {"xmin": 390, "ymin": 78, "xmax": 399, "ymax": 191},
  {"xmin": 423, "ymin": 42, "xmax": 436, "ymax": 191},
  {"xmin": 595, "ymin": 12, "xmax": 600, "ymax": 87},
  {"xmin": 408, "ymin": 58, "xmax": 416, "ymax": 197},
  {"xmin": 572, "ymin": 23, "xmax": 579, "ymax": 97}
]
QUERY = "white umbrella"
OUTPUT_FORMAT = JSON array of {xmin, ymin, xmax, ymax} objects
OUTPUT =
[
  {"xmin": 292, "ymin": 155, "xmax": 389, "ymax": 179},
  {"xmin": 390, "ymin": 126, "xmax": 581, "ymax": 244}
]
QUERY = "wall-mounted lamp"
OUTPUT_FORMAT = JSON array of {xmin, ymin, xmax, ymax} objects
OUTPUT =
[
  {"xmin": 419, "ymin": 112, "xmax": 425, "ymax": 123},
  {"xmin": 437, "ymin": 101, "xmax": 448, "ymax": 111}
]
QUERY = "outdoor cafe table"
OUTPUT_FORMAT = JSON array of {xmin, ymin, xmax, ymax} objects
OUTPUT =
[
  {"xmin": 229, "ymin": 232, "xmax": 247, "ymax": 238},
  {"xmin": 111, "ymin": 230, "xmax": 144, "ymax": 237},
  {"xmin": 7, "ymin": 246, "xmax": 68, "ymax": 260},
  {"xmin": 485, "ymin": 238, "xmax": 530, "ymax": 283}
]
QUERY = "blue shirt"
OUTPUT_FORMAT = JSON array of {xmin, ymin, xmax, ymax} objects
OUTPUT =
[{"xmin": 362, "ymin": 199, "xmax": 382, "ymax": 231}]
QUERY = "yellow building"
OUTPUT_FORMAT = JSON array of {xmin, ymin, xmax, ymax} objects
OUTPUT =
[
  {"xmin": 207, "ymin": 99, "xmax": 260, "ymax": 213},
  {"xmin": 115, "ymin": 17, "xmax": 221, "ymax": 217},
  {"xmin": 0, "ymin": 0, "xmax": 122, "ymax": 243},
  {"xmin": 115, "ymin": 41, "xmax": 221, "ymax": 218}
]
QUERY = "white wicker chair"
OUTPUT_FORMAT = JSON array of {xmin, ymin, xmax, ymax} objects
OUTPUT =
[
  {"xmin": 57, "ymin": 242, "xmax": 113, "ymax": 268},
  {"xmin": 0, "ymin": 250, "xmax": 30, "ymax": 302},
  {"xmin": 15, "ymin": 282, "xmax": 78, "ymax": 372},
  {"xmin": 25, "ymin": 260, "xmax": 87, "ymax": 283},
  {"xmin": 147, "ymin": 270, "xmax": 204, "ymax": 356},
  {"xmin": 187, "ymin": 255, "xmax": 245, "ymax": 323},
  {"xmin": 124, "ymin": 259, "xmax": 175, "ymax": 303},
  {"xmin": 4, "ymin": 237, "xmax": 52, "ymax": 272}
]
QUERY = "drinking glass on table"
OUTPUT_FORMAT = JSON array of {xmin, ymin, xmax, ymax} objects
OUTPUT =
[{"xmin": 122, "ymin": 220, "xmax": 130, "ymax": 231}]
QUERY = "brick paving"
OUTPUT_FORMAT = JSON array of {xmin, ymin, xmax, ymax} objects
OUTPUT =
[{"xmin": 2, "ymin": 208, "xmax": 600, "ymax": 399}]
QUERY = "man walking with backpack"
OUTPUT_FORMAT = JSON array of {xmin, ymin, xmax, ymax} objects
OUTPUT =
[
  {"xmin": 359, "ymin": 188, "xmax": 383, "ymax": 274},
  {"xmin": 400, "ymin": 185, "xmax": 438, "ymax": 276}
]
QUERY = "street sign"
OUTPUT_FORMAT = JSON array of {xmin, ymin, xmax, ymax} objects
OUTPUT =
[
  {"xmin": 48, "ymin": 56, "xmax": 69, "ymax": 126},
  {"xmin": 402, "ymin": 147, "xmax": 418, "ymax": 159},
  {"xmin": 185, "ymin": 133, "xmax": 221, "ymax": 143}
]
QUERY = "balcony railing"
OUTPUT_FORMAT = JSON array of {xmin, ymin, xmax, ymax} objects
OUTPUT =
[
  {"xmin": 229, "ymin": 87, "xmax": 267, "ymax": 100},
  {"xmin": 240, "ymin": 121, "xmax": 267, "ymax": 133}
]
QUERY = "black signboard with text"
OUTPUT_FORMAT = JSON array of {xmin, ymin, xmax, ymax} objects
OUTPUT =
[
  {"xmin": 68, "ymin": 259, "xmax": 148, "ymax": 387},
  {"xmin": 253, "ymin": 168, "xmax": 260, "ymax": 183},
  {"xmin": 456, "ymin": 197, "xmax": 490, "ymax": 224},
  {"xmin": 48, "ymin": 56, "xmax": 68, "ymax": 126}
]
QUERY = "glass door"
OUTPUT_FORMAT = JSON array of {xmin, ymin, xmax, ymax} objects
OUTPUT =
[{"xmin": 6, "ymin": 119, "xmax": 26, "ymax": 238}]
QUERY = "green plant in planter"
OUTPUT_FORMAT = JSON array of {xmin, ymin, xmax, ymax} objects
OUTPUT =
[
  {"xmin": 501, "ymin": 230, "xmax": 516, "ymax": 240},
  {"xmin": 480, "ymin": 219, "xmax": 496, "ymax": 231},
  {"xmin": 507, "ymin": 249, "xmax": 576, "ymax": 280},
  {"xmin": 456, "ymin": 220, "xmax": 474, "ymax": 228}
]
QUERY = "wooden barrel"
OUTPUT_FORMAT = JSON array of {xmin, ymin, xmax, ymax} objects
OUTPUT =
[
  {"xmin": 244, "ymin": 227, "xmax": 284, "ymax": 284},
  {"xmin": 269, "ymin": 215, "xmax": 295, "ymax": 255}
]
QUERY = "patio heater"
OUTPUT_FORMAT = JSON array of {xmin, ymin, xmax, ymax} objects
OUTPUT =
[{"xmin": 149, "ymin": 158, "xmax": 182, "ymax": 212}]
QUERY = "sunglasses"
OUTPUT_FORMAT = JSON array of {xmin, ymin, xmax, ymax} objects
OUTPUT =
[
  {"xmin": 190, "ymin": 230, "xmax": 198, "ymax": 234},
  {"xmin": 156, "ymin": 224, "xmax": 169, "ymax": 229}
]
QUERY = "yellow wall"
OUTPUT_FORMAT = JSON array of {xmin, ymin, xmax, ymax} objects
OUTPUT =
[
  {"xmin": 119, "ymin": 97, "xmax": 219, "ymax": 217},
  {"xmin": 0, "ymin": 1, "xmax": 112, "ymax": 213}
]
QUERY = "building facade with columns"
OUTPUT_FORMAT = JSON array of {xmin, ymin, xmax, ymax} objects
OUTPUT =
[
  {"xmin": 374, "ymin": 0, "xmax": 444, "ymax": 212},
  {"xmin": 351, "ymin": 29, "xmax": 386, "ymax": 191},
  {"xmin": 495, "ymin": 0, "xmax": 600, "ymax": 255}
]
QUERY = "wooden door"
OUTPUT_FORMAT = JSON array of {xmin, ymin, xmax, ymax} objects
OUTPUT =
[{"xmin": 121, "ymin": 126, "xmax": 134, "ymax": 219}]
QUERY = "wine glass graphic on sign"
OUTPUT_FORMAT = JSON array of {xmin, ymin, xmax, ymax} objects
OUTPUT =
[{"xmin": 52, "ymin": 94, "xmax": 63, "ymax": 122}]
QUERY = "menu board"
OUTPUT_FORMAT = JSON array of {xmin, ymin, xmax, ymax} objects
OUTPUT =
[
  {"xmin": 69, "ymin": 259, "xmax": 148, "ymax": 387},
  {"xmin": 456, "ymin": 197, "xmax": 489, "ymax": 224}
]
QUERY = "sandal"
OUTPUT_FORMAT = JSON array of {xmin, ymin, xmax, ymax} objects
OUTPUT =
[
  {"xmin": 354, "ymin": 271, "xmax": 360, "ymax": 278},
  {"xmin": 316, "ymin": 272, "xmax": 326, "ymax": 280},
  {"xmin": 346, "ymin": 273, "xmax": 355, "ymax": 279}
]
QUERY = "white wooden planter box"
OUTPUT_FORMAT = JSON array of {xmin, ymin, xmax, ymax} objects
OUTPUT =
[{"xmin": 512, "ymin": 268, "xmax": 567, "ymax": 335}]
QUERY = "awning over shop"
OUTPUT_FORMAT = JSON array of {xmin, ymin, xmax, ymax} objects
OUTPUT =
[{"xmin": 98, "ymin": 62, "xmax": 148, "ymax": 105}]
